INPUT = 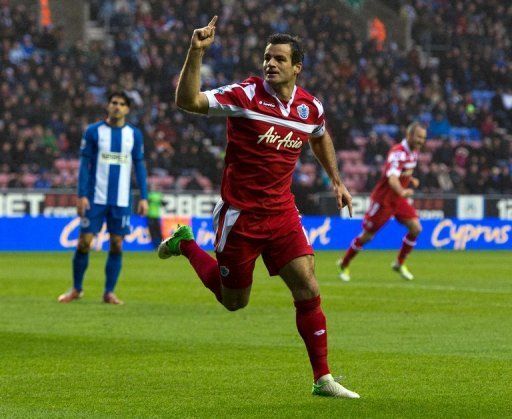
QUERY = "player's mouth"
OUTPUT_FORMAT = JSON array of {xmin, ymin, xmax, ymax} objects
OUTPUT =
[{"xmin": 265, "ymin": 71, "xmax": 279, "ymax": 78}]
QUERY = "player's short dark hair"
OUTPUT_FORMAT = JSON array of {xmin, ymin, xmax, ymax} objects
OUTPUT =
[
  {"xmin": 108, "ymin": 91, "xmax": 131, "ymax": 107},
  {"xmin": 267, "ymin": 33, "xmax": 304, "ymax": 65}
]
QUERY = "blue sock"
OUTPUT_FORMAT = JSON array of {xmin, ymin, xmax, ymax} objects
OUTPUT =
[
  {"xmin": 105, "ymin": 252, "xmax": 122, "ymax": 293},
  {"xmin": 72, "ymin": 250, "xmax": 89, "ymax": 291}
]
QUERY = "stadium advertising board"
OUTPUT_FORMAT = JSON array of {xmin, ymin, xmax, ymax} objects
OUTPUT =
[
  {"xmin": 0, "ymin": 216, "xmax": 510, "ymax": 251},
  {"xmin": 2, "ymin": 192, "xmax": 511, "ymax": 220},
  {"xmin": 332, "ymin": 195, "xmax": 452, "ymax": 219},
  {"xmin": 0, "ymin": 192, "xmax": 220, "ymax": 217}
]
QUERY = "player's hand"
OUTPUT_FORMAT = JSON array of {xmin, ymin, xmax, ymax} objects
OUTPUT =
[
  {"xmin": 138, "ymin": 199, "xmax": 148, "ymax": 216},
  {"xmin": 335, "ymin": 182, "xmax": 353, "ymax": 217},
  {"xmin": 76, "ymin": 197, "xmax": 90, "ymax": 217},
  {"xmin": 410, "ymin": 177, "xmax": 420, "ymax": 188},
  {"xmin": 401, "ymin": 188, "xmax": 414, "ymax": 198},
  {"xmin": 190, "ymin": 16, "xmax": 217, "ymax": 50}
]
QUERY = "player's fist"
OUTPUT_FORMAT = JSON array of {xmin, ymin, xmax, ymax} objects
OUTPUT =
[
  {"xmin": 190, "ymin": 16, "xmax": 217, "ymax": 50},
  {"xmin": 76, "ymin": 196, "xmax": 90, "ymax": 217},
  {"xmin": 410, "ymin": 177, "xmax": 420, "ymax": 188},
  {"xmin": 138, "ymin": 199, "xmax": 148, "ymax": 216},
  {"xmin": 401, "ymin": 188, "xmax": 414, "ymax": 198},
  {"xmin": 335, "ymin": 182, "xmax": 353, "ymax": 217}
]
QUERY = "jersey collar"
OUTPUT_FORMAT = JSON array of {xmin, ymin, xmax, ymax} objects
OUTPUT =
[
  {"xmin": 401, "ymin": 138, "xmax": 411, "ymax": 153},
  {"xmin": 263, "ymin": 80, "xmax": 297, "ymax": 117}
]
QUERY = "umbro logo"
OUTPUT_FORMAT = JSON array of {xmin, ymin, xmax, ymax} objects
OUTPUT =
[
  {"xmin": 314, "ymin": 329, "xmax": 326, "ymax": 336},
  {"xmin": 258, "ymin": 100, "xmax": 276, "ymax": 108}
]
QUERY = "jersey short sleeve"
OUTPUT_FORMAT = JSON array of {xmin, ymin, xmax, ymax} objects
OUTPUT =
[
  {"xmin": 203, "ymin": 80, "xmax": 256, "ymax": 117},
  {"xmin": 309, "ymin": 97, "xmax": 326, "ymax": 138},
  {"xmin": 385, "ymin": 149, "xmax": 407, "ymax": 177}
]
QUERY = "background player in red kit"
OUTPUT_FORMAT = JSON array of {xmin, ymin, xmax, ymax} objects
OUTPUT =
[
  {"xmin": 339, "ymin": 122, "xmax": 427, "ymax": 282},
  {"xmin": 158, "ymin": 16, "xmax": 359, "ymax": 398}
]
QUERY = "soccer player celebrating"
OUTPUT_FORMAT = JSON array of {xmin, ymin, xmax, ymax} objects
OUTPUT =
[
  {"xmin": 339, "ymin": 122, "xmax": 426, "ymax": 282},
  {"xmin": 58, "ymin": 92, "xmax": 148, "ymax": 305},
  {"xmin": 158, "ymin": 17, "xmax": 359, "ymax": 398}
]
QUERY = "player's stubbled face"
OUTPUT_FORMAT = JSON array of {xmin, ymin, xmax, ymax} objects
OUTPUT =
[
  {"xmin": 411, "ymin": 127, "xmax": 427, "ymax": 150},
  {"xmin": 107, "ymin": 98, "xmax": 129, "ymax": 119},
  {"xmin": 263, "ymin": 43, "xmax": 300, "ymax": 86}
]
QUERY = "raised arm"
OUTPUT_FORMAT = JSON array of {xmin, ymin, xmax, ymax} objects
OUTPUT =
[
  {"xmin": 175, "ymin": 16, "xmax": 218, "ymax": 114},
  {"xmin": 309, "ymin": 130, "xmax": 353, "ymax": 217}
]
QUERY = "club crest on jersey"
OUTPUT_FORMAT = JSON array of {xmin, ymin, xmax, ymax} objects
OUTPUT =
[{"xmin": 297, "ymin": 104, "xmax": 309, "ymax": 119}]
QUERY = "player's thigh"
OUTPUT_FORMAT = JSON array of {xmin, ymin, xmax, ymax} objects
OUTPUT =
[
  {"xmin": 395, "ymin": 200, "xmax": 421, "ymax": 233},
  {"xmin": 215, "ymin": 229, "xmax": 262, "ymax": 291},
  {"xmin": 107, "ymin": 206, "xmax": 131, "ymax": 236},
  {"xmin": 81, "ymin": 203, "xmax": 107, "ymax": 235},
  {"xmin": 362, "ymin": 201, "xmax": 393, "ymax": 234},
  {"xmin": 261, "ymin": 209, "xmax": 314, "ymax": 277},
  {"xmin": 279, "ymin": 254, "xmax": 318, "ymax": 301}
]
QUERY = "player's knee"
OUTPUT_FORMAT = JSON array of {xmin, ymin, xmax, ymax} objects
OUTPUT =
[
  {"xmin": 360, "ymin": 231, "xmax": 374, "ymax": 244},
  {"xmin": 109, "ymin": 239, "xmax": 123, "ymax": 254},
  {"xmin": 223, "ymin": 300, "xmax": 248, "ymax": 312},
  {"xmin": 77, "ymin": 240, "xmax": 91, "ymax": 253},
  {"xmin": 292, "ymin": 275, "xmax": 319, "ymax": 301},
  {"xmin": 303, "ymin": 283, "xmax": 319, "ymax": 300},
  {"xmin": 411, "ymin": 222, "xmax": 422, "ymax": 236},
  {"xmin": 110, "ymin": 245, "xmax": 123, "ymax": 255}
]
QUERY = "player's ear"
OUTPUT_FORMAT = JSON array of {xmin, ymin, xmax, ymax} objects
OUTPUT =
[{"xmin": 294, "ymin": 62, "xmax": 302, "ymax": 76}]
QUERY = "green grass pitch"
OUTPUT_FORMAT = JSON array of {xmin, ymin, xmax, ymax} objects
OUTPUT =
[{"xmin": 0, "ymin": 250, "xmax": 511, "ymax": 418}]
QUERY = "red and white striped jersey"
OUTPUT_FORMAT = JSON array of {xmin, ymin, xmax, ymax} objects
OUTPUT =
[
  {"xmin": 370, "ymin": 139, "xmax": 418, "ymax": 206},
  {"xmin": 204, "ymin": 76, "xmax": 325, "ymax": 213}
]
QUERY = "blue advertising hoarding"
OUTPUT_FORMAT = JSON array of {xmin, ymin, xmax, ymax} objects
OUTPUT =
[{"xmin": 0, "ymin": 216, "xmax": 511, "ymax": 251}]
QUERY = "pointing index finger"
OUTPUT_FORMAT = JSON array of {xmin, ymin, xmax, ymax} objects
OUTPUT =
[{"xmin": 208, "ymin": 15, "xmax": 218, "ymax": 28}]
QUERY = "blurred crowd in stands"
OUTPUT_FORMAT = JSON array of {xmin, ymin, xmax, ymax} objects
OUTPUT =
[{"xmin": 0, "ymin": 0, "xmax": 511, "ymax": 210}]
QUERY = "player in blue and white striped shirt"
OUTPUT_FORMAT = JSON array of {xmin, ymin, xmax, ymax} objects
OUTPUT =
[{"xmin": 58, "ymin": 92, "xmax": 148, "ymax": 305}]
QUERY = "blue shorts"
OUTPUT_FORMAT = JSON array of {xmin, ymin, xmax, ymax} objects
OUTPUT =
[{"xmin": 80, "ymin": 204, "xmax": 131, "ymax": 236}]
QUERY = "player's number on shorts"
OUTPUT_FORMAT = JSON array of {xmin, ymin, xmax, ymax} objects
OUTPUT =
[{"xmin": 122, "ymin": 216, "xmax": 130, "ymax": 228}]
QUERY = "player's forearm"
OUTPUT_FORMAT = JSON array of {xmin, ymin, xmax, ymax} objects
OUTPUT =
[
  {"xmin": 134, "ymin": 159, "xmax": 148, "ymax": 199},
  {"xmin": 388, "ymin": 175, "xmax": 405, "ymax": 195},
  {"xmin": 310, "ymin": 135, "xmax": 342, "ymax": 186},
  {"xmin": 175, "ymin": 48, "xmax": 205, "ymax": 112},
  {"xmin": 77, "ymin": 155, "xmax": 91, "ymax": 197}
]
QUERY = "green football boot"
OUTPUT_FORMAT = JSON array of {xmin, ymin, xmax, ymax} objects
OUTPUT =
[
  {"xmin": 157, "ymin": 225, "xmax": 194, "ymax": 259},
  {"xmin": 391, "ymin": 262, "xmax": 414, "ymax": 280}
]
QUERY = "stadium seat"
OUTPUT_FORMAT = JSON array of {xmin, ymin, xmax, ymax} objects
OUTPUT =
[
  {"xmin": 22, "ymin": 174, "xmax": 38, "ymax": 188},
  {"xmin": 68, "ymin": 159, "xmax": 80, "ymax": 170},
  {"xmin": 472, "ymin": 90, "xmax": 495, "ymax": 108},
  {"xmin": 0, "ymin": 173, "xmax": 11, "ymax": 188},
  {"xmin": 418, "ymin": 152, "xmax": 432, "ymax": 165},
  {"xmin": 54, "ymin": 159, "xmax": 66, "ymax": 171},
  {"xmin": 373, "ymin": 124, "xmax": 399, "ymax": 137}
]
